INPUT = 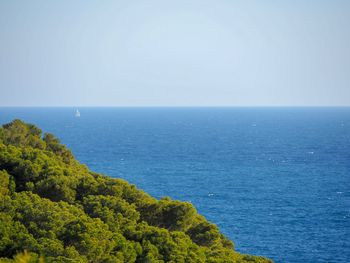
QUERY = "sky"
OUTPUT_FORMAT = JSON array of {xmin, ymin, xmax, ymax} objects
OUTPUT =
[{"xmin": 0, "ymin": 0, "xmax": 349, "ymax": 107}]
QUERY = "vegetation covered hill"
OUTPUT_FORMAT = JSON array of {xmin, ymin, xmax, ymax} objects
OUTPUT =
[{"xmin": 0, "ymin": 120, "xmax": 272, "ymax": 263}]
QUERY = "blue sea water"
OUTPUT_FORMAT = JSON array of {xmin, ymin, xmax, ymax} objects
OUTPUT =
[{"xmin": 0, "ymin": 107, "xmax": 349, "ymax": 263}]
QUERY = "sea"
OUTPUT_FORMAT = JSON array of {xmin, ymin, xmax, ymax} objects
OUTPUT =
[{"xmin": 0, "ymin": 107, "xmax": 349, "ymax": 263}]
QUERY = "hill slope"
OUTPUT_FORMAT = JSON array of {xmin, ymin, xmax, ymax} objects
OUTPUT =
[{"xmin": 0, "ymin": 120, "xmax": 272, "ymax": 263}]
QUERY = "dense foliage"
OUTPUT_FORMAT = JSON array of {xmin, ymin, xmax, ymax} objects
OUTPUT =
[{"xmin": 0, "ymin": 120, "xmax": 272, "ymax": 263}]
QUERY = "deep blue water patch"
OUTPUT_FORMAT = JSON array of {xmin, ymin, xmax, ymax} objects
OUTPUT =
[{"xmin": 0, "ymin": 107, "xmax": 349, "ymax": 262}]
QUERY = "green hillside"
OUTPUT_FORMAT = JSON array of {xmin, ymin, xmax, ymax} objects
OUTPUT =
[{"xmin": 0, "ymin": 120, "xmax": 272, "ymax": 263}]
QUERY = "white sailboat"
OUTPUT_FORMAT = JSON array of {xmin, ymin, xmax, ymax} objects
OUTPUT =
[{"xmin": 75, "ymin": 109, "xmax": 80, "ymax": 117}]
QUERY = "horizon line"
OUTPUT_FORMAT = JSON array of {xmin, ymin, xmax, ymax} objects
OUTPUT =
[{"xmin": 0, "ymin": 105, "xmax": 350, "ymax": 108}]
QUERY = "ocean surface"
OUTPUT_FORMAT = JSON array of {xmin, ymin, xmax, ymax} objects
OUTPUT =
[{"xmin": 0, "ymin": 107, "xmax": 349, "ymax": 263}]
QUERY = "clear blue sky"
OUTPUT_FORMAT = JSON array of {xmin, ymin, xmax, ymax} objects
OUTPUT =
[{"xmin": 0, "ymin": 0, "xmax": 349, "ymax": 106}]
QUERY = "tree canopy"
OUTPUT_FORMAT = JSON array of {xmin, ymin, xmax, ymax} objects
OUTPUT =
[{"xmin": 0, "ymin": 119, "xmax": 272, "ymax": 263}]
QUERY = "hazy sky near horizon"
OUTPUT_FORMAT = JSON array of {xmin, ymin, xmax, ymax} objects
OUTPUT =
[{"xmin": 0, "ymin": 1, "xmax": 349, "ymax": 106}]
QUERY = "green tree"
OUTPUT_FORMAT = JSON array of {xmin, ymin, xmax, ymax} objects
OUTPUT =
[{"xmin": 0, "ymin": 120, "xmax": 273, "ymax": 263}]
